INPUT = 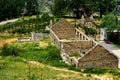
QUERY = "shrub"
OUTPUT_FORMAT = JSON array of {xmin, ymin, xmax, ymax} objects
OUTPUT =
[
  {"xmin": 0, "ymin": 44, "xmax": 20, "ymax": 56},
  {"xmin": 42, "ymin": 30, "xmax": 50, "ymax": 33},
  {"xmin": 83, "ymin": 27, "xmax": 97, "ymax": 35},
  {"xmin": 83, "ymin": 68, "xmax": 107, "ymax": 74},
  {"xmin": 0, "ymin": 62, "xmax": 7, "ymax": 70},
  {"xmin": 41, "ymin": 14, "xmax": 50, "ymax": 22},
  {"xmin": 47, "ymin": 45, "xmax": 61, "ymax": 60}
]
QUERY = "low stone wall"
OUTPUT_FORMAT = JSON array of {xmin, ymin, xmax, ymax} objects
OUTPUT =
[
  {"xmin": 17, "ymin": 32, "xmax": 44, "ymax": 42},
  {"xmin": 77, "ymin": 44, "xmax": 118, "ymax": 69},
  {"xmin": 31, "ymin": 32, "xmax": 44, "ymax": 41},
  {"xmin": 61, "ymin": 52, "xmax": 78, "ymax": 65},
  {"xmin": 17, "ymin": 37, "xmax": 32, "ymax": 42}
]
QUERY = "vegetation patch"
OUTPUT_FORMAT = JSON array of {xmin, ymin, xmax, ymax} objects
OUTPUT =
[
  {"xmin": 115, "ymin": 44, "xmax": 120, "ymax": 49},
  {"xmin": 69, "ymin": 53, "xmax": 81, "ymax": 57},
  {"xmin": 0, "ymin": 44, "xmax": 21, "ymax": 56},
  {"xmin": 0, "ymin": 14, "xmax": 54, "ymax": 35},
  {"xmin": 0, "ymin": 56, "xmax": 98, "ymax": 80},
  {"xmin": 83, "ymin": 68, "xmax": 120, "ymax": 78}
]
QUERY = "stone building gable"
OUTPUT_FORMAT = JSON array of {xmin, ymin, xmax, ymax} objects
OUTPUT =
[
  {"xmin": 77, "ymin": 44, "xmax": 118, "ymax": 69},
  {"xmin": 51, "ymin": 19, "xmax": 76, "ymax": 39}
]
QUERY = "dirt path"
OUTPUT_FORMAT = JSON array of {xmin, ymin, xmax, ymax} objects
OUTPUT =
[
  {"xmin": 29, "ymin": 61, "xmax": 116, "ymax": 80},
  {"xmin": 0, "ymin": 38, "xmax": 17, "ymax": 46},
  {"xmin": 0, "ymin": 19, "xmax": 18, "ymax": 26}
]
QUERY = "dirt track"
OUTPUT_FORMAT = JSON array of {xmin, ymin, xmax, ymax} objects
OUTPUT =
[{"xmin": 0, "ymin": 38, "xmax": 17, "ymax": 46}]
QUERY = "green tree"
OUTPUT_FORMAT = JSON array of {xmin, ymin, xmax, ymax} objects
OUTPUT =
[
  {"xmin": 51, "ymin": 0, "xmax": 67, "ymax": 17},
  {"xmin": 101, "ymin": 13, "xmax": 120, "ymax": 43},
  {"xmin": 102, "ymin": 13, "xmax": 117, "ymax": 32},
  {"xmin": 25, "ymin": 0, "xmax": 39, "ymax": 16},
  {"xmin": 0, "ymin": 0, "xmax": 25, "ymax": 21},
  {"xmin": 38, "ymin": 0, "xmax": 52, "ymax": 13},
  {"xmin": 51, "ymin": 0, "xmax": 117, "ymax": 18},
  {"xmin": 93, "ymin": 0, "xmax": 117, "ymax": 18}
]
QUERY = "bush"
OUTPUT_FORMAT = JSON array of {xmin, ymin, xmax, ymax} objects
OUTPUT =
[
  {"xmin": 83, "ymin": 27, "xmax": 97, "ymax": 35},
  {"xmin": 47, "ymin": 45, "xmax": 61, "ymax": 60},
  {"xmin": 42, "ymin": 30, "xmax": 50, "ymax": 33},
  {"xmin": 0, "ymin": 44, "xmax": 20, "ymax": 56},
  {"xmin": 83, "ymin": 68, "xmax": 107, "ymax": 74},
  {"xmin": 0, "ymin": 62, "xmax": 7, "ymax": 70},
  {"xmin": 41, "ymin": 14, "xmax": 50, "ymax": 22},
  {"xmin": 83, "ymin": 68, "xmax": 120, "ymax": 76}
]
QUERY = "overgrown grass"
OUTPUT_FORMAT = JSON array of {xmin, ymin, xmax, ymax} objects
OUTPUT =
[
  {"xmin": 0, "ymin": 35, "xmax": 14, "ymax": 40},
  {"xmin": 69, "ymin": 53, "xmax": 81, "ymax": 57},
  {"xmin": 0, "ymin": 37, "xmax": 120, "ymax": 79},
  {"xmin": 0, "ymin": 14, "xmax": 55, "ymax": 35},
  {"xmin": 6, "ymin": 38, "xmax": 67, "ymax": 68},
  {"xmin": 0, "ymin": 56, "xmax": 97, "ymax": 80},
  {"xmin": 115, "ymin": 44, "xmax": 120, "ymax": 49},
  {"xmin": 83, "ymin": 68, "xmax": 120, "ymax": 78}
]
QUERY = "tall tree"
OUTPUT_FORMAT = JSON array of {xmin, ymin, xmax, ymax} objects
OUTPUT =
[
  {"xmin": 102, "ymin": 13, "xmax": 117, "ymax": 32},
  {"xmin": 25, "ymin": 0, "xmax": 38, "ymax": 16},
  {"xmin": 0, "ymin": 0, "xmax": 25, "ymax": 21},
  {"xmin": 101, "ymin": 13, "xmax": 120, "ymax": 43},
  {"xmin": 51, "ymin": 0, "xmax": 67, "ymax": 17},
  {"xmin": 93, "ymin": 0, "xmax": 117, "ymax": 18},
  {"xmin": 37, "ymin": 0, "xmax": 52, "ymax": 13},
  {"xmin": 51, "ymin": 0, "xmax": 117, "ymax": 18}
]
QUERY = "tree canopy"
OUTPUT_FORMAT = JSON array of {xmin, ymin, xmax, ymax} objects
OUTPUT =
[
  {"xmin": 0, "ymin": 0, "xmax": 117, "ymax": 21},
  {"xmin": 101, "ymin": 13, "xmax": 120, "ymax": 43},
  {"xmin": 51, "ymin": 0, "xmax": 117, "ymax": 18},
  {"xmin": 102, "ymin": 13, "xmax": 118, "ymax": 32},
  {"xmin": 0, "ymin": 0, "xmax": 25, "ymax": 21},
  {"xmin": 0, "ymin": 0, "xmax": 50, "ymax": 21}
]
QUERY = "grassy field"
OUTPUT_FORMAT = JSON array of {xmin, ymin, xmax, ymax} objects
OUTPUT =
[
  {"xmin": 0, "ymin": 37, "xmax": 99, "ymax": 80},
  {"xmin": 0, "ymin": 16, "xmax": 120, "ymax": 79},
  {"xmin": 0, "ymin": 37, "xmax": 120, "ymax": 80},
  {"xmin": 0, "ymin": 56, "xmax": 101, "ymax": 80}
]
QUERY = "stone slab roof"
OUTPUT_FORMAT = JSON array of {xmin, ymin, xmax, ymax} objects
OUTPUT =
[{"xmin": 51, "ymin": 19, "xmax": 76, "ymax": 40}]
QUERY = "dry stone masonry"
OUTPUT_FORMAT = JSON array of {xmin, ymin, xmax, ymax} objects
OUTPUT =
[
  {"xmin": 49, "ymin": 19, "xmax": 120, "ymax": 69},
  {"xmin": 17, "ymin": 32, "xmax": 44, "ymax": 42}
]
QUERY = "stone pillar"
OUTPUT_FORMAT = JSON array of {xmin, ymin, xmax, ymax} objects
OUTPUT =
[
  {"xmin": 118, "ymin": 59, "xmax": 120, "ymax": 68},
  {"xmin": 76, "ymin": 30, "xmax": 78, "ymax": 36},
  {"xmin": 31, "ymin": 32, "xmax": 35, "ymax": 41},
  {"xmin": 79, "ymin": 33, "xmax": 80, "ymax": 39},
  {"xmin": 81, "ymin": 35, "xmax": 83, "ymax": 40}
]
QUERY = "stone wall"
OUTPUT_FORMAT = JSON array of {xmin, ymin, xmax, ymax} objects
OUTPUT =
[
  {"xmin": 81, "ymin": 15, "xmax": 93, "ymax": 27},
  {"xmin": 49, "ymin": 29, "xmax": 62, "ymax": 48},
  {"xmin": 77, "ymin": 44, "xmax": 118, "ymax": 69},
  {"xmin": 63, "ymin": 41, "xmax": 93, "ymax": 54},
  {"xmin": 31, "ymin": 32, "xmax": 44, "ymax": 41}
]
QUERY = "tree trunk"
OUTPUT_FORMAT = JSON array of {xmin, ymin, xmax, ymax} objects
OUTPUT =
[
  {"xmin": 118, "ymin": 30, "xmax": 120, "ymax": 44},
  {"xmin": 100, "ymin": 8, "xmax": 103, "ymax": 18}
]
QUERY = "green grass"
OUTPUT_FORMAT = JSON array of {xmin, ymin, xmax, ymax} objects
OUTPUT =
[
  {"xmin": 0, "ymin": 14, "xmax": 57, "ymax": 35},
  {"xmin": 0, "ymin": 56, "xmax": 98, "ymax": 80},
  {"xmin": 5, "ymin": 38, "xmax": 67, "ymax": 68},
  {"xmin": 115, "ymin": 44, "xmax": 120, "ymax": 49},
  {"xmin": 0, "ymin": 35, "xmax": 14, "ymax": 40},
  {"xmin": 69, "ymin": 53, "xmax": 81, "ymax": 57},
  {"xmin": 0, "ymin": 37, "xmax": 120, "ymax": 79},
  {"xmin": 83, "ymin": 68, "xmax": 120, "ymax": 79}
]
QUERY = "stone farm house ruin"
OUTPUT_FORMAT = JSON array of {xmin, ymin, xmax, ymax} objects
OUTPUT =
[{"xmin": 49, "ymin": 19, "xmax": 120, "ymax": 69}]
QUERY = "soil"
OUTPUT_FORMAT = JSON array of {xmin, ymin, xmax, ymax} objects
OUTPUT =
[{"xmin": 0, "ymin": 38, "xmax": 17, "ymax": 46}]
